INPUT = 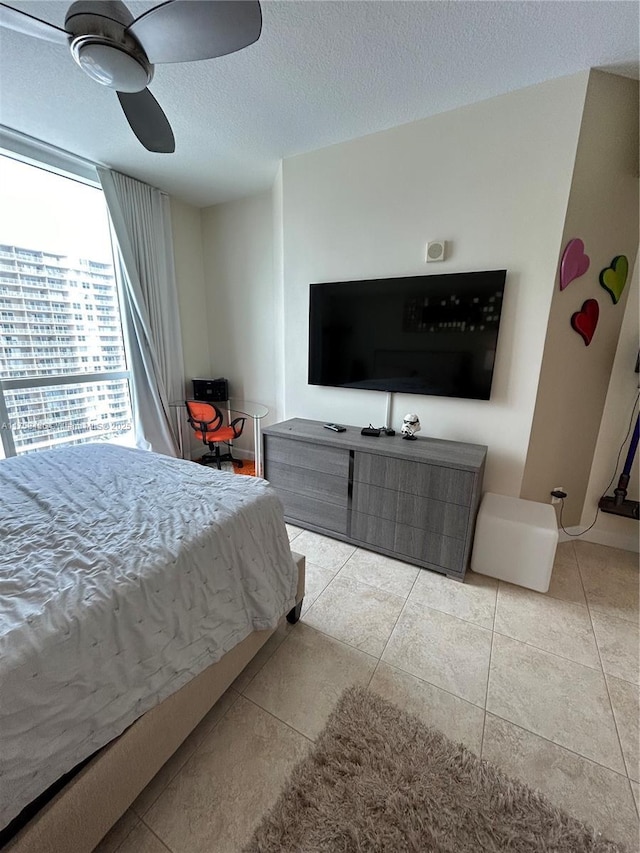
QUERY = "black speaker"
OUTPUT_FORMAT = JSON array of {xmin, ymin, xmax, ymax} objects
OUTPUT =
[{"xmin": 192, "ymin": 378, "xmax": 229, "ymax": 403}]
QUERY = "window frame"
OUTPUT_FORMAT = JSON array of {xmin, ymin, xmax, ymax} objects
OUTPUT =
[{"xmin": 0, "ymin": 141, "xmax": 136, "ymax": 459}]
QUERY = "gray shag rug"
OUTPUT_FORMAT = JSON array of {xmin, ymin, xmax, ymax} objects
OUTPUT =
[{"xmin": 245, "ymin": 687, "xmax": 624, "ymax": 853}]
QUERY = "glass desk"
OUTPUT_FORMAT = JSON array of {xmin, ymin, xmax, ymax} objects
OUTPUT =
[{"xmin": 170, "ymin": 399, "xmax": 269, "ymax": 476}]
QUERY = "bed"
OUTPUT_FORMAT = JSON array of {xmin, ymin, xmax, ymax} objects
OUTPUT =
[{"xmin": 0, "ymin": 443, "xmax": 304, "ymax": 852}]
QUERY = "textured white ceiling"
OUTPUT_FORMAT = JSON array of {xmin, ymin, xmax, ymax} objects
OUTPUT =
[{"xmin": 0, "ymin": 1, "xmax": 638, "ymax": 207}]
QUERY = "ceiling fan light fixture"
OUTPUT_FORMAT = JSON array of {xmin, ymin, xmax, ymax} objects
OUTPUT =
[
  {"xmin": 72, "ymin": 38, "xmax": 152, "ymax": 91},
  {"xmin": 1, "ymin": 0, "xmax": 263, "ymax": 151}
]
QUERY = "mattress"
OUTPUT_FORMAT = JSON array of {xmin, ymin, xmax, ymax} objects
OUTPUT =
[{"xmin": 0, "ymin": 444, "xmax": 297, "ymax": 830}]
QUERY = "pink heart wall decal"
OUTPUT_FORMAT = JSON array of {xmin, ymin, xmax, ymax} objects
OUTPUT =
[
  {"xmin": 560, "ymin": 238, "xmax": 590, "ymax": 290},
  {"xmin": 571, "ymin": 298, "xmax": 599, "ymax": 346}
]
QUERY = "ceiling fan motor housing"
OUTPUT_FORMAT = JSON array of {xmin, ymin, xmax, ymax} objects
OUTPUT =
[{"xmin": 65, "ymin": 0, "xmax": 153, "ymax": 92}]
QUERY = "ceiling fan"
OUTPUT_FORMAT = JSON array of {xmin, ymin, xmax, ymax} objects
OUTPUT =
[{"xmin": 0, "ymin": 0, "xmax": 262, "ymax": 153}]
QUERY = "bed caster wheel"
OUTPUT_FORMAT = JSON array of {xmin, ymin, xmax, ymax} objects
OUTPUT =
[{"xmin": 286, "ymin": 600, "xmax": 303, "ymax": 624}]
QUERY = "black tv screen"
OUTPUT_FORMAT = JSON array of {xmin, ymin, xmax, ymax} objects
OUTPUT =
[{"xmin": 308, "ymin": 270, "xmax": 506, "ymax": 400}]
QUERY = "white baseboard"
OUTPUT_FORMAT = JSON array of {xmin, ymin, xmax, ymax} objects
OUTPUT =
[{"xmin": 558, "ymin": 526, "xmax": 639, "ymax": 553}]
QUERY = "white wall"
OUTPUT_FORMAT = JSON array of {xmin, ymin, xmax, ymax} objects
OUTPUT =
[
  {"xmin": 170, "ymin": 196, "xmax": 210, "ymax": 382},
  {"xmin": 201, "ymin": 192, "xmax": 280, "ymax": 452},
  {"xmin": 272, "ymin": 164, "xmax": 286, "ymax": 421},
  {"xmin": 170, "ymin": 196, "xmax": 209, "ymax": 456},
  {"xmin": 579, "ymin": 251, "xmax": 639, "ymax": 551},
  {"xmin": 521, "ymin": 72, "xmax": 639, "ymax": 523},
  {"xmin": 280, "ymin": 74, "xmax": 589, "ymax": 495}
]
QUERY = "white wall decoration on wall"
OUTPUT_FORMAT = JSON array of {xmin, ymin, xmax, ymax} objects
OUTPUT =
[{"xmin": 426, "ymin": 240, "xmax": 446, "ymax": 262}]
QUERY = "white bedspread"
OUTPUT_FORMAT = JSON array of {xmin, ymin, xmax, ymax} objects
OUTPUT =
[{"xmin": 0, "ymin": 444, "xmax": 297, "ymax": 829}]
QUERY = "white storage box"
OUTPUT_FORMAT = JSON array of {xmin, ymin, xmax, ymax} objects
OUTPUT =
[{"xmin": 471, "ymin": 492, "xmax": 558, "ymax": 592}]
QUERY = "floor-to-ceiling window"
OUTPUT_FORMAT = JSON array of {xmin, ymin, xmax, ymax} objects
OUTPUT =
[{"xmin": 0, "ymin": 154, "xmax": 134, "ymax": 458}]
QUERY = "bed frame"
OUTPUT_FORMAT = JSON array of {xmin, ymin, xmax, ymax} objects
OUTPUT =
[{"xmin": 5, "ymin": 553, "xmax": 305, "ymax": 853}]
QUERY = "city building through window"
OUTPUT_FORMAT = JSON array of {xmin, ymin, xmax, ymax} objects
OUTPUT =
[{"xmin": 0, "ymin": 155, "xmax": 135, "ymax": 458}]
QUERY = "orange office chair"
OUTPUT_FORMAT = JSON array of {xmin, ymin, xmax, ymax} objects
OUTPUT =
[{"xmin": 185, "ymin": 400, "xmax": 246, "ymax": 470}]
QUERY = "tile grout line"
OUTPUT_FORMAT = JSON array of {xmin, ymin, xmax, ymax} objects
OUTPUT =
[
  {"xmin": 296, "ymin": 617, "xmax": 385, "ymax": 664},
  {"xmin": 238, "ymin": 624, "xmax": 299, "ymax": 696},
  {"xmin": 294, "ymin": 537, "xmax": 357, "ymax": 574},
  {"xmin": 240, "ymin": 620, "xmax": 380, "ymax": 739},
  {"xmin": 242, "ymin": 692, "xmax": 316, "ymax": 745},
  {"xmin": 295, "ymin": 541, "xmax": 636, "ymax": 793},
  {"xmin": 303, "ymin": 573, "xmax": 496, "ymax": 706},
  {"xmin": 300, "ymin": 563, "xmax": 341, "ymax": 615},
  {"xmin": 490, "ymin": 626, "xmax": 604, "ymax": 673},
  {"xmin": 301, "ymin": 550, "xmax": 415, "ymax": 663},
  {"xmin": 300, "ymin": 552, "xmax": 357, "ymax": 615},
  {"xmin": 397, "ymin": 594, "xmax": 495, "ymax": 633},
  {"xmin": 110, "ymin": 815, "xmax": 141, "ymax": 853},
  {"xmin": 134, "ymin": 688, "xmax": 242, "ymax": 824},
  {"xmin": 300, "ymin": 543, "xmax": 500, "ymax": 631},
  {"xmin": 378, "ymin": 656, "xmax": 486, "ymax": 713},
  {"xmin": 305, "ymin": 569, "xmax": 408, "ymax": 617},
  {"xmin": 585, "ymin": 595, "xmax": 640, "ymax": 627},
  {"xmin": 485, "ymin": 707, "xmax": 636, "ymax": 782},
  {"xmin": 480, "ymin": 582, "xmax": 499, "ymax": 758},
  {"xmin": 367, "ymin": 658, "xmax": 382, "ymax": 689},
  {"xmin": 374, "ymin": 569, "xmax": 423, "ymax": 673},
  {"xmin": 254, "ymin": 573, "xmax": 630, "ymax": 782},
  {"xmin": 335, "ymin": 565, "xmax": 418, "ymax": 603},
  {"xmin": 575, "ymin": 549, "xmax": 633, "ymax": 789},
  {"xmin": 488, "ymin": 599, "xmax": 634, "ymax": 674},
  {"xmin": 132, "ymin": 690, "xmax": 242, "ymax": 819},
  {"xmin": 139, "ymin": 818, "xmax": 175, "ymax": 852}
]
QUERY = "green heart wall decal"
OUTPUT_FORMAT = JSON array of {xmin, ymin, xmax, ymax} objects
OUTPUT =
[{"xmin": 599, "ymin": 255, "xmax": 628, "ymax": 305}]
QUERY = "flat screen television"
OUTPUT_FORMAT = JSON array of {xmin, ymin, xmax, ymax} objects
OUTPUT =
[{"xmin": 308, "ymin": 270, "xmax": 507, "ymax": 400}]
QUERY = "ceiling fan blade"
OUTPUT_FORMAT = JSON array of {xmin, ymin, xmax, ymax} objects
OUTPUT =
[
  {"xmin": 127, "ymin": 0, "xmax": 261, "ymax": 64},
  {"xmin": 117, "ymin": 89, "xmax": 175, "ymax": 153},
  {"xmin": 0, "ymin": 2, "xmax": 69, "ymax": 44}
]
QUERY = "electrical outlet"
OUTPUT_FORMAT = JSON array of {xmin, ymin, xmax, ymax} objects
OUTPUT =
[{"xmin": 551, "ymin": 486, "xmax": 566, "ymax": 505}]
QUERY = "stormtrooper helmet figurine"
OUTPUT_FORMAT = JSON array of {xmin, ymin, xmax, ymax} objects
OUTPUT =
[{"xmin": 401, "ymin": 413, "xmax": 421, "ymax": 440}]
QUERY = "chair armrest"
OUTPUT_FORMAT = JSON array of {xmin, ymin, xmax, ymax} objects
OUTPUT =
[{"xmin": 230, "ymin": 417, "xmax": 246, "ymax": 439}]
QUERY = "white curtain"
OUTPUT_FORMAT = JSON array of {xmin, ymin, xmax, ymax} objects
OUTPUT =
[{"xmin": 98, "ymin": 167, "xmax": 185, "ymax": 457}]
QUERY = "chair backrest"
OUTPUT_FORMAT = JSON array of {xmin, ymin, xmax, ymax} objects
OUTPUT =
[{"xmin": 185, "ymin": 400, "xmax": 224, "ymax": 438}]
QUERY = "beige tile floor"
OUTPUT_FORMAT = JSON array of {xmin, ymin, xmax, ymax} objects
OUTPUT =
[{"xmin": 96, "ymin": 533, "xmax": 640, "ymax": 853}]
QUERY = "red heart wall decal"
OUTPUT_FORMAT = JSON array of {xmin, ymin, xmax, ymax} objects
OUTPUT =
[
  {"xmin": 571, "ymin": 299, "xmax": 599, "ymax": 346},
  {"xmin": 560, "ymin": 238, "xmax": 590, "ymax": 290}
]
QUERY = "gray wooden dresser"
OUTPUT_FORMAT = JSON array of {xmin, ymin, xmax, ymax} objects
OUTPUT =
[{"xmin": 263, "ymin": 418, "xmax": 487, "ymax": 580}]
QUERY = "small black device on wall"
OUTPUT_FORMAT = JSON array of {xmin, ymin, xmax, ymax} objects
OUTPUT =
[{"xmin": 192, "ymin": 377, "xmax": 229, "ymax": 403}]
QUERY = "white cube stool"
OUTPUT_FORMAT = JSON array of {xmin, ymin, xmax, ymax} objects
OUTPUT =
[{"xmin": 471, "ymin": 492, "xmax": 558, "ymax": 592}]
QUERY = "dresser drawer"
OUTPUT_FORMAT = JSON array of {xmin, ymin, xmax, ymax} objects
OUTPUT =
[
  {"xmin": 352, "ymin": 482, "xmax": 469, "ymax": 539},
  {"xmin": 276, "ymin": 488, "xmax": 348, "ymax": 534},
  {"xmin": 266, "ymin": 461, "xmax": 348, "ymax": 507},
  {"xmin": 394, "ymin": 523, "xmax": 465, "ymax": 572},
  {"xmin": 396, "ymin": 492, "xmax": 468, "ymax": 539},
  {"xmin": 264, "ymin": 435, "xmax": 349, "ymax": 477},
  {"xmin": 350, "ymin": 512, "xmax": 396, "ymax": 552},
  {"xmin": 351, "ymin": 512, "xmax": 465, "ymax": 572},
  {"xmin": 354, "ymin": 452, "xmax": 474, "ymax": 506}
]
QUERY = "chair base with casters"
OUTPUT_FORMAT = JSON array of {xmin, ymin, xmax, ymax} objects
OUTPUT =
[
  {"xmin": 200, "ymin": 444, "xmax": 244, "ymax": 470},
  {"xmin": 185, "ymin": 400, "xmax": 247, "ymax": 471}
]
